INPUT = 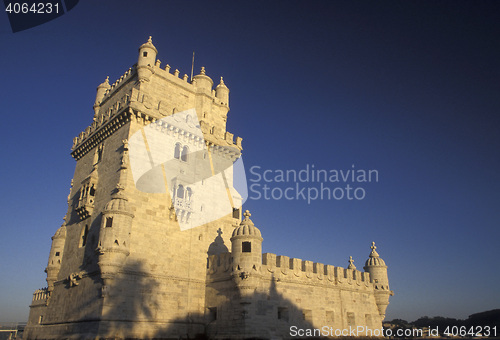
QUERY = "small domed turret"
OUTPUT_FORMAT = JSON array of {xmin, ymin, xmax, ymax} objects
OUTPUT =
[
  {"xmin": 193, "ymin": 67, "xmax": 213, "ymax": 94},
  {"xmin": 45, "ymin": 225, "xmax": 67, "ymax": 291},
  {"xmin": 364, "ymin": 242, "xmax": 392, "ymax": 320},
  {"xmin": 97, "ymin": 182, "xmax": 134, "ymax": 282},
  {"xmin": 137, "ymin": 36, "xmax": 158, "ymax": 82},
  {"xmin": 93, "ymin": 76, "xmax": 110, "ymax": 115},
  {"xmin": 215, "ymin": 77, "xmax": 229, "ymax": 106},
  {"xmin": 231, "ymin": 210, "xmax": 263, "ymax": 273}
]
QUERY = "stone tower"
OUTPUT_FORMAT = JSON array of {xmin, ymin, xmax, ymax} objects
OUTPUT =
[
  {"xmin": 24, "ymin": 37, "xmax": 244, "ymax": 339},
  {"xmin": 363, "ymin": 242, "xmax": 393, "ymax": 320},
  {"xmin": 25, "ymin": 37, "xmax": 393, "ymax": 340}
]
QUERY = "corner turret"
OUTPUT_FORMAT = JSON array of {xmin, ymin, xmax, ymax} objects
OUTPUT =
[
  {"xmin": 363, "ymin": 242, "xmax": 393, "ymax": 320},
  {"xmin": 137, "ymin": 36, "xmax": 158, "ymax": 82},
  {"xmin": 215, "ymin": 77, "xmax": 229, "ymax": 106},
  {"xmin": 231, "ymin": 210, "xmax": 263, "ymax": 274},
  {"xmin": 193, "ymin": 67, "xmax": 213, "ymax": 94},
  {"xmin": 45, "ymin": 225, "xmax": 67, "ymax": 291},
  {"xmin": 93, "ymin": 76, "xmax": 110, "ymax": 115},
  {"xmin": 96, "ymin": 141, "xmax": 134, "ymax": 285}
]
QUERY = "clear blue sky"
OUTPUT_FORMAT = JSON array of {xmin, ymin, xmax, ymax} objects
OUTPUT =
[{"xmin": 1, "ymin": 0, "xmax": 499, "ymax": 323}]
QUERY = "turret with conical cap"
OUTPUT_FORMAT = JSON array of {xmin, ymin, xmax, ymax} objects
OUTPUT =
[
  {"xmin": 215, "ymin": 76, "xmax": 229, "ymax": 106},
  {"xmin": 137, "ymin": 36, "xmax": 158, "ymax": 82},
  {"xmin": 93, "ymin": 76, "xmax": 110, "ymax": 115},
  {"xmin": 363, "ymin": 242, "xmax": 392, "ymax": 320}
]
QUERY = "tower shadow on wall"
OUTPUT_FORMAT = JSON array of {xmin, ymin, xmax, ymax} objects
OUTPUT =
[
  {"xmin": 67, "ymin": 259, "xmax": 160, "ymax": 339},
  {"xmin": 150, "ymin": 275, "xmax": 325, "ymax": 340}
]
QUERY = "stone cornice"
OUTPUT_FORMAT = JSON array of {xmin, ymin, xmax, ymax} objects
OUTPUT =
[{"xmin": 71, "ymin": 108, "xmax": 132, "ymax": 160}]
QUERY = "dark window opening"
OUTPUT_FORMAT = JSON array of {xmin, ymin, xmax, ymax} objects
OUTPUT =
[
  {"xmin": 89, "ymin": 184, "xmax": 95, "ymax": 196},
  {"xmin": 278, "ymin": 307, "xmax": 289, "ymax": 321},
  {"xmin": 81, "ymin": 225, "xmax": 89, "ymax": 246},
  {"xmin": 55, "ymin": 252, "xmax": 60, "ymax": 256},
  {"xmin": 208, "ymin": 307, "xmax": 217, "ymax": 322},
  {"xmin": 105, "ymin": 217, "xmax": 113, "ymax": 228},
  {"xmin": 242, "ymin": 241, "xmax": 251, "ymax": 253},
  {"xmin": 143, "ymin": 51, "xmax": 148, "ymax": 57},
  {"xmin": 232, "ymin": 208, "xmax": 240, "ymax": 219}
]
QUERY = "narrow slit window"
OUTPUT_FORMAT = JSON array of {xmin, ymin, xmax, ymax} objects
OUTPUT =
[{"xmin": 81, "ymin": 225, "xmax": 89, "ymax": 246}]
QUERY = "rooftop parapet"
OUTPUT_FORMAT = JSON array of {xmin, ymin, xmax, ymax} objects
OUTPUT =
[
  {"xmin": 207, "ymin": 252, "xmax": 371, "ymax": 287},
  {"xmin": 30, "ymin": 288, "xmax": 50, "ymax": 306}
]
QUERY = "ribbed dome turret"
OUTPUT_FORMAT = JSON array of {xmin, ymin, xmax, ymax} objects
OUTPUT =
[
  {"xmin": 364, "ymin": 242, "xmax": 386, "ymax": 267},
  {"xmin": 232, "ymin": 210, "xmax": 262, "ymax": 238},
  {"xmin": 103, "ymin": 186, "xmax": 131, "ymax": 213}
]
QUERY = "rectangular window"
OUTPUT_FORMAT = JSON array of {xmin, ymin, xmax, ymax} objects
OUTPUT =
[
  {"xmin": 105, "ymin": 217, "xmax": 113, "ymax": 228},
  {"xmin": 365, "ymin": 314, "xmax": 372, "ymax": 327},
  {"xmin": 278, "ymin": 307, "xmax": 289, "ymax": 321},
  {"xmin": 303, "ymin": 309, "xmax": 312, "ymax": 323},
  {"xmin": 326, "ymin": 310, "xmax": 334, "ymax": 323},
  {"xmin": 347, "ymin": 312, "xmax": 355, "ymax": 326},
  {"xmin": 207, "ymin": 307, "xmax": 217, "ymax": 322},
  {"xmin": 233, "ymin": 208, "xmax": 240, "ymax": 219},
  {"xmin": 242, "ymin": 241, "xmax": 251, "ymax": 252},
  {"xmin": 143, "ymin": 52, "xmax": 148, "ymax": 57}
]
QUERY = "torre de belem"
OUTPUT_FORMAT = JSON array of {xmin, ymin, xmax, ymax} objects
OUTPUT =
[{"xmin": 25, "ymin": 37, "xmax": 393, "ymax": 339}]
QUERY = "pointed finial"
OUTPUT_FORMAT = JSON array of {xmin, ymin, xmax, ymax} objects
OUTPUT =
[
  {"xmin": 220, "ymin": 76, "xmax": 225, "ymax": 85},
  {"xmin": 148, "ymin": 36, "xmax": 152, "ymax": 43},
  {"xmin": 105, "ymin": 76, "xmax": 109, "ymax": 84},
  {"xmin": 369, "ymin": 241, "xmax": 380, "ymax": 258},
  {"xmin": 243, "ymin": 210, "xmax": 251, "ymax": 220},
  {"xmin": 200, "ymin": 66, "xmax": 206, "ymax": 75},
  {"xmin": 348, "ymin": 256, "xmax": 356, "ymax": 270}
]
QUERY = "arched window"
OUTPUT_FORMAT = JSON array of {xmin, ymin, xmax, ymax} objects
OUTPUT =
[
  {"xmin": 186, "ymin": 187, "xmax": 193, "ymax": 201},
  {"xmin": 177, "ymin": 184, "xmax": 184, "ymax": 199},
  {"xmin": 174, "ymin": 143, "xmax": 181, "ymax": 159},
  {"xmin": 181, "ymin": 146, "xmax": 188, "ymax": 162}
]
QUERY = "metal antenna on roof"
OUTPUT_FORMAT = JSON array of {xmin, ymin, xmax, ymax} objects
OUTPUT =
[{"xmin": 190, "ymin": 51, "xmax": 195, "ymax": 82}]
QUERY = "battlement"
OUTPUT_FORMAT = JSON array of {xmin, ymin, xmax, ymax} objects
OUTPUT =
[
  {"xmin": 100, "ymin": 67, "xmax": 135, "ymax": 105},
  {"xmin": 71, "ymin": 57, "xmax": 242, "ymax": 160},
  {"xmin": 30, "ymin": 288, "xmax": 49, "ymax": 306},
  {"xmin": 207, "ymin": 252, "xmax": 372, "ymax": 288}
]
